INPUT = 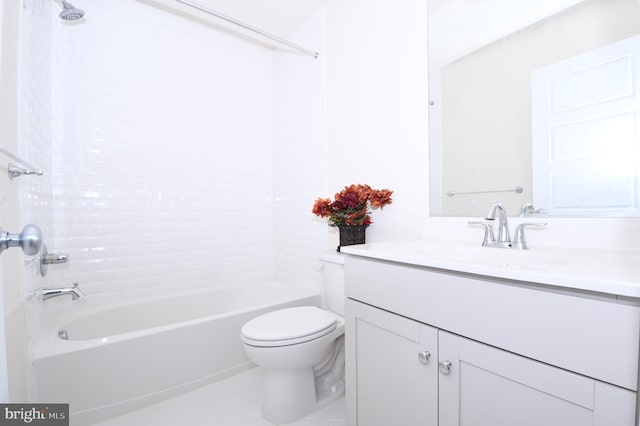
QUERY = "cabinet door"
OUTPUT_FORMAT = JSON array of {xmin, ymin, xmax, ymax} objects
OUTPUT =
[
  {"xmin": 438, "ymin": 331, "xmax": 636, "ymax": 426},
  {"xmin": 346, "ymin": 299, "xmax": 438, "ymax": 426}
]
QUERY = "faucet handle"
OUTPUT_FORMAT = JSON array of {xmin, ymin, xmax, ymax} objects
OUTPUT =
[
  {"xmin": 0, "ymin": 224, "xmax": 43, "ymax": 256},
  {"xmin": 467, "ymin": 221, "xmax": 496, "ymax": 246},
  {"xmin": 512, "ymin": 222, "xmax": 547, "ymax": 250}
]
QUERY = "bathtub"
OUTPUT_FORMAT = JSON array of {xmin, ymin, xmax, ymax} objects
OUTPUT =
[{"xmin": 32, "ymin": 281, "xmax": 321, "ymax": 425}]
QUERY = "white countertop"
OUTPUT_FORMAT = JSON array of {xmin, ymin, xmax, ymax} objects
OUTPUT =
[{"xmin": 340, "ymin": 240, "xmax": 640, "ymax": 298}]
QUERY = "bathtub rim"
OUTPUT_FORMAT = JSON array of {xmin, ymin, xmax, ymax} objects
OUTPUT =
[{"xmin": 33, "ymin": 280, "xmax": 321, "ymax": 359}]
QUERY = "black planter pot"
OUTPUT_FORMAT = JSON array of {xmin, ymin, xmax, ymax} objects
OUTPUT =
[{"xmin": 337, "ymin": 224, "xmax": 369, "ymax": 252}]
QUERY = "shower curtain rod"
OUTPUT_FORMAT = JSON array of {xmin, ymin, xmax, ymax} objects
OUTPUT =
[{"xmin": 174, "ymin": 0, "xmax": 319, "ymax": 59}]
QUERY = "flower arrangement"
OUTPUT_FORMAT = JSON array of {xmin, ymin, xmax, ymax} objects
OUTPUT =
[{"xmin": 312, "ymin": 184, "xmax": 393, "ymax": 227}]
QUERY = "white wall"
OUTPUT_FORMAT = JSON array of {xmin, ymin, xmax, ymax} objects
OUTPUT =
[
  {"xmin": 272, "ymin": 7, "xmax": 328, "ymax": 287},
  {"xmin": 324, "ymin": 0, "xmax": 429, "ymax": 246},
  {"xmin": 19, "ymin": 0, "xmax": 54, "ymax": 402},
  {"xmin": 0, "ymin": 0, "xmax": 6, "ymax": 401},
  {"xmin": 0, "ymin": 0, "xmax": 50, "ymax": 401},
  {"xmin": 51, "ymin": 0, "xmax": 276, "ymax": 296}
]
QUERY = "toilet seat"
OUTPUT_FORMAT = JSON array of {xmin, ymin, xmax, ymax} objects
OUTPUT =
[{"xmin": 241, "ymin": 306, "xmax": 337, "ymax": 347}]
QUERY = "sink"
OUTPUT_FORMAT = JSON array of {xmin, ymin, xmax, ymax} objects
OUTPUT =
[{"xmin": 414, "ymin": 243, "xmax": 569, "ymax": 269}]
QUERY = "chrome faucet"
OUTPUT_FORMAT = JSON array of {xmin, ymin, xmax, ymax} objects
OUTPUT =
[
  {"xmin": 519, "ymin": 202, "xmax": 548, "ymax": 217},
  {"xmin": 519, "ymin": 203, "xmax": 536, "ymax": 217},
  {"xmin": 469, "ymin": 203, "xmax": 547, "ymax": 249},
  {"xmin": 42, "ymin": 283, "xmax": 85, "ymax": 301},
  {"xmin": 485, "ymin": 203, "xmax": 511, "ymax": 246},
  {"xmin": 512, "ymin": 222, "xmax": 548, "ymax": 250}
]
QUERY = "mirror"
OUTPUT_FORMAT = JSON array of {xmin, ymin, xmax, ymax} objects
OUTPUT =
[{"xmin": 428, "ymin": 0, "xmax": 640, "ymax": 217}]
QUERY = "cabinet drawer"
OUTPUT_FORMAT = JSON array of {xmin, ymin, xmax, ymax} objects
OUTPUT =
[{"xmin": 345, "ymin": 256, "xmax": 640, "ymax": 390}]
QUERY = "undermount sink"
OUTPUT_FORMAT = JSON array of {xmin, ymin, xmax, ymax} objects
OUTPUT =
[{"xmin": 413, "ymin": 243, "xmax": 569, "ymax": 269}]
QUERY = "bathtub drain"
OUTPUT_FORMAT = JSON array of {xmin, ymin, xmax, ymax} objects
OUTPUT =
[{"xmin": 58, "ymin": 329, "xmax": 69, "ymax": 340}]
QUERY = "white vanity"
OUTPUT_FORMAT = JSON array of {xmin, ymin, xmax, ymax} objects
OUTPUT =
[{"xmin": 341, "ymin": 240, "xmax": 640, "ymax": 426}]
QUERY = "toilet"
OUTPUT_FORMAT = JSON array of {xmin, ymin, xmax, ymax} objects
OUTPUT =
[{"xmin": 241, "ymin": 253, "xmax": 345, "ymax": 424}]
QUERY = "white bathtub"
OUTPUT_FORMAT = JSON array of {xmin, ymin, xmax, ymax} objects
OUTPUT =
[{"xmin": 32, "ymin": 281, "xmax": 321, "ymax": 425}]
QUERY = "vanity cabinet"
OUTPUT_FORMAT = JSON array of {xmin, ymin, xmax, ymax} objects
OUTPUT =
[
  {"xmin": 344, "ymin": 256, "xmax": 640, "ymax": 426},
  {"xmin": 348, "ymin": 299, "xmax": 438, "ymax": 426}
]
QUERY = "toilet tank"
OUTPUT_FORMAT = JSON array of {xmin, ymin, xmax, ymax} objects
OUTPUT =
[{"xmin": 320, "ymin": 252, "xmax": 345, "ymax": 316}]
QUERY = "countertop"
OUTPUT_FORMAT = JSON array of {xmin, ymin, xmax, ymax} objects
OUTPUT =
[{"xmin": 340, "ymin": 240, "xmax": 640, "ymax": 298}]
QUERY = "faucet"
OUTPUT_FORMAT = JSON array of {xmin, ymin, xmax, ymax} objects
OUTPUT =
[
  {"xmin": 485, "ymin": 203, "xmax": 511, "ymax": 246},
  {"xmin": 512, "ymin": 222, "xmax": 548, "ymax": 250},
  {"xmin": 42, "ymin": 283, "xmax": 86, "ymax": 301},
  {"xmin": 519, "ymin": 202, "xmax": 548, "ymax": 217},
  {"xmin": 469, "ymin": 203, "xmax": 548, "ymax": 249},
  {"xmin": 519, "ymin": 203, "xmax": 536, "ymax": 217}
]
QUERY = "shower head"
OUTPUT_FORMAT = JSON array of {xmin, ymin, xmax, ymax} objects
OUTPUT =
[{"xmin": 58, "ymin": 0, "xmax": 85, "ymax": 21}]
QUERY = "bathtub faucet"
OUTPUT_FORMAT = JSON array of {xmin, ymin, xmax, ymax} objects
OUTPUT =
[{"xmin": 42, "ymin": 283, "xmax": 86, "ymax": 301}]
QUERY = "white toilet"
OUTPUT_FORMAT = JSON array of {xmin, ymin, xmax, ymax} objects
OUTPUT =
[{"xmin": 241, "ymin": 253, "xmax": 345, "ymax": 425}]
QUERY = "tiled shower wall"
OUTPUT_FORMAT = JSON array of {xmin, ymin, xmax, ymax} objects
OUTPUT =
[
  {"xmin": 15, "ymin": 0, "xmax": 326, "ymax": 400},
  {"xmin": 50, "ymin": 0, "xmax": 281, "ymax": 295},
  {"xmin": 272, "ymin": 8, "xmax": 328, "ymax": 287}
]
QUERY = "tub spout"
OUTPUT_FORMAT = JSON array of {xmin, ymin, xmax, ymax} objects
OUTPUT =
[{"xmin": 42, "ymin": 283, "xmax": 86, "ymax": 301}]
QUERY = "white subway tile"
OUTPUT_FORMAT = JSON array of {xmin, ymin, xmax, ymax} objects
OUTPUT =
[{"xmin": 21, "ymin": 1, "xmax": 328, "ymax": 329}]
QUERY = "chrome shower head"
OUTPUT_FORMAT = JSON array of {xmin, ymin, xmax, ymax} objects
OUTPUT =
[{"xmin": 59, "ymin": 0, "xmax": 85, "ymax": 21}]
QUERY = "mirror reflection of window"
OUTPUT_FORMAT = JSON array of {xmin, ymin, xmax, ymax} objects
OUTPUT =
[{"xmin": 429, "ymin": 0, "xmax": 640, "ymax": 217}]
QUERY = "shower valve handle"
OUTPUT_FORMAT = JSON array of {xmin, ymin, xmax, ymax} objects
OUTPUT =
[{"xmin": 0, "ymin": 224, "xmax": 43, "ymax": 256}]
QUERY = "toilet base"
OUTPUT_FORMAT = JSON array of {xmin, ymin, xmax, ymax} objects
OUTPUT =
[
  {"xmin": 261, "ymin": 368, "xmax": 315, "ymax": 424},
  {"xmin": 260, "ymin": 368, "xmax": 345, "ymax": 425},
  {"xmin": 316, "ymin": 377, "xmax": 345, "ymax": 410}
]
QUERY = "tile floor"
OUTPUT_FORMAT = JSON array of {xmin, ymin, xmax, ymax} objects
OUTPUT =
[{"xmin": 95, "ymin": 368, "xmax": 345, "ymax": 426}]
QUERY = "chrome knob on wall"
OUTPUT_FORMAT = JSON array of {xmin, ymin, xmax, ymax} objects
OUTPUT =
[
  {"xmin": 0, "ymin": 224, "xmax": 42, "ymax": 255},
  {"xmin": 39, "ymin": 243, "xmax": 69, "ymax": 276}
]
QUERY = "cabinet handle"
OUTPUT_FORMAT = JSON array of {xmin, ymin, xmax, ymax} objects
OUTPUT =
[
  {"xmin": 439, "ymin": 360, "xmax": 452, "ymax": 375},
  {"xmin": 418, "ymin": 351, "xmax": 431, "ymax": 364}
]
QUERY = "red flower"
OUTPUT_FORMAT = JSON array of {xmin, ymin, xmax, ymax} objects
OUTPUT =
[
  {"xmin": 333, "ymin": 185, "xmax": 364, "ymax": 210},
  {"xmin": 312, "ymin": 184, "xmax": 393, "ymax": 227},
  {"xmin": 369, "ymin": 189, "xmax": 393, "ymax": 209},
  {"xmin": 311, "ymin": 198, "xmax": 332, "ymax": 218}
]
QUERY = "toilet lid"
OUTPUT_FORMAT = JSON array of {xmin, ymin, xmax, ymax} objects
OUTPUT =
[{"xmin": 241, "ymin": 306, "xmax": 337, "ymax": 347}]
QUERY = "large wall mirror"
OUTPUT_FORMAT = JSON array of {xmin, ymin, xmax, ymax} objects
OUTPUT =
[{"xmin": 429, "ymin": 0, "xmax": 640, "ymax": 217}]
